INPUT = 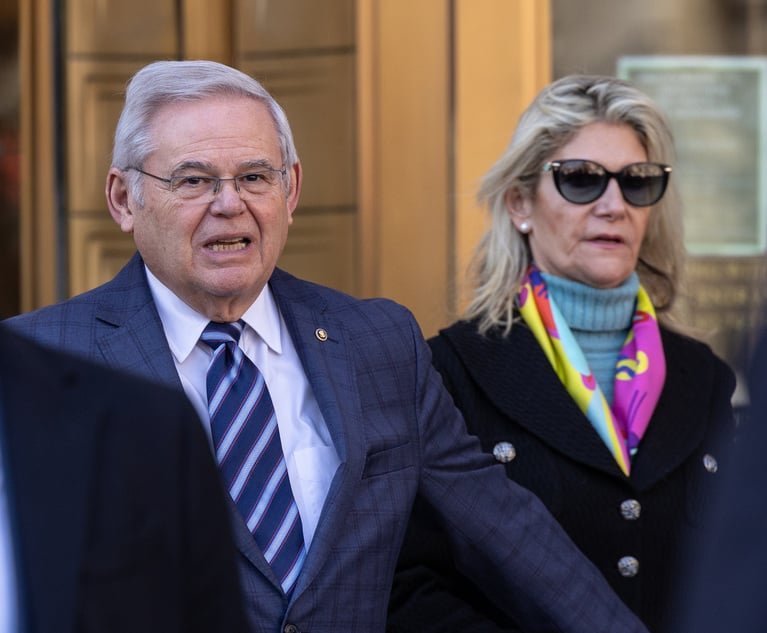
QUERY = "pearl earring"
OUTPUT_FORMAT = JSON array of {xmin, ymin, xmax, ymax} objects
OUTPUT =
[{"xmin": 519, "ymin": 221, "xmax": 531, "ymax": 234}]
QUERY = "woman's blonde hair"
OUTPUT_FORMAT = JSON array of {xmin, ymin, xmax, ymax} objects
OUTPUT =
[{"xmin": 465, "ymin": 74, "xmax": 684, "ymax": 335}]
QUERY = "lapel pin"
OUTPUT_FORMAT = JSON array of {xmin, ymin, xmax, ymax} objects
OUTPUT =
[{"xmin": 315, "ymin": 328, "xmax": 329, "ymax": 342}]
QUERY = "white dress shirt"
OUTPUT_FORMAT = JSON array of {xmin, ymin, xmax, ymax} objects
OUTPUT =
[
  {"xmin": 146, "ymin": 268, "xmax": 340, "ymax": 547},
  {"xmin": 0, "ymin": 438, "xmax": 18, "ymax": 633}
]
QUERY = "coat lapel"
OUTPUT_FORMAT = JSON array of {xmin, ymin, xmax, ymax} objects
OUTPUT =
[
  {"xmin": 442, "ymin": 321, "xmax": 715, "ymax": 489},
  {"xmin": 91, "ymin": 253, "xmax": 182, "ymax": 388},
  {"xmin": 0, "ymin": 330, "xmax": 95, "ymax": 633},
  {"xmin": 443, "ymin": 322, "xmax": 624, "ymax": 478},
  {"xmin": 267, "ymin": 269, "xmax": 365, "ymax": 598},
  {"xmin": 96, "ymin": 303, "xmax": 181, "ymax": 388},
  {"xmin": 224, "ymin": 495, "xmax": 280, "ymax": 589},
  {"xmin": 628, "ymin": 330, "xmax": 714, "ymax": 489}
]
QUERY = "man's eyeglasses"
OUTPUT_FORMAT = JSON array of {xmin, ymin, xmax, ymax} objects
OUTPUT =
[
  {"xmin": 129, "ymin": 166, "xmax": 287, "ymax": 202},
  {"xmin": 542, "ymin": 159, "xmax": 672, "ymax": 207}
]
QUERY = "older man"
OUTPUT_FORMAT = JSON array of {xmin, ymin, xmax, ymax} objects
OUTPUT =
[{"xmin": 6, "ymin": 60, "xmax": 646, "ymax": 633}]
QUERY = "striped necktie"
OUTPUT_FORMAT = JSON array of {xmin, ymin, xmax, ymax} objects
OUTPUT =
[{"xmin": 201, "ymin": 320, "xmax": 306, "ymax": 594}]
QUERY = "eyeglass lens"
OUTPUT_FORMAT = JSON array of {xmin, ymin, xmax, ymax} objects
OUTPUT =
[
  {"xmin": 130, "ymin": 166, "xmax": 286, "ymax": 202},
  {"xmin": 548, "ymin": 159, "xmax": 670, "ymax": 206},
  {"xmin": 170, "ymin": 170, "xmax": 283, "ymax": 200}
]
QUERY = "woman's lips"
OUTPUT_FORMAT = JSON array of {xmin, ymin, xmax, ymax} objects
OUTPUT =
[{"xmin": 589, "ymin": 234, "xmax": 624, "ymax": 244}]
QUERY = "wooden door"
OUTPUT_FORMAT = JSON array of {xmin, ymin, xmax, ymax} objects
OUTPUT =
[{"xmin": 21, "ymin": 0, "xmax": 549, "ymax": 336}]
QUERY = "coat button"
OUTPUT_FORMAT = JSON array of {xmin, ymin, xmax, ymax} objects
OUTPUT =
[
  {"xmin": 284, "ymin": 625, "xmax": 299, "ymax": 633},
  {"xmin": 703, "ymin": 453, "xmax": 718, "ymax": 473},
  {"xmin": 493, "ymin": 441, "xmax": 516, "ymax": 463},
  {"xmin": 617, "ymin": 556, "xmax": 639, "ymax": 577},
  {"xmin": 620, "ymin": 499, "xmax": 641, "ymax": 520}
]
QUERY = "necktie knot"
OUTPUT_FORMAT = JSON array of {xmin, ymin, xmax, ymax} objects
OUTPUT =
[{"xmin": 201, "ymin": 320, "xmax": 244, "ymax": 350}]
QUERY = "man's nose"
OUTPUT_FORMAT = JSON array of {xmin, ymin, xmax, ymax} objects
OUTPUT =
[{"xmin": 209, "ymin": 178, "xmax": 245, "ymax": 213}]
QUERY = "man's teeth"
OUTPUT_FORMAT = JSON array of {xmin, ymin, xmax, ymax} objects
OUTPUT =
[{"xmin": 209, "ymin": 239, "xmax": 247, "ymax": 251}]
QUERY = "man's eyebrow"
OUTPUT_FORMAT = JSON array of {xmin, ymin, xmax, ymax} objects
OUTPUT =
[
  {"xmin": 170, "ymin": 160, "xmax": 215, "ymax": 174},
  {"xmin": 169, "ymin": 159, "xmax": 279, "ymax": 174},
  {"xmin": 240, "ymin": 158, "xmax": 280, "ymax": 171}
]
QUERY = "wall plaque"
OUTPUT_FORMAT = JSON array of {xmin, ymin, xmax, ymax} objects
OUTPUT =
[{"xmin": 618, "ymin": 55, "xmax": 767, "ymax": 256}]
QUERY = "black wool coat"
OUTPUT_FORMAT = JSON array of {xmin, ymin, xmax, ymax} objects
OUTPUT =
[{"xmin": 389, "ymin": 319, "xmax": 736, "ymax": 633}]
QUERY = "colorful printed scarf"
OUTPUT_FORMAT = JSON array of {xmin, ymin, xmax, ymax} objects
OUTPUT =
[{"xmin": 517, "ymin": 267, "xmax": 666, "ymax": 475}]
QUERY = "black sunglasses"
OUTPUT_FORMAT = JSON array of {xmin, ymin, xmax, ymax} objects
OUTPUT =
[{"xmin": 542, "ymin": 159, "xmax": 672, "ymax": 207}]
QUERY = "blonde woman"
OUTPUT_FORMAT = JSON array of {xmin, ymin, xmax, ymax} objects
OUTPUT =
[{"xmin": 389, "ymin": 75, "xmax": 736, "ymax": 633}]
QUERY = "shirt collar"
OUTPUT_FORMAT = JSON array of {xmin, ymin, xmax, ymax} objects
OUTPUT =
[
  {"xmin": 145, "ymin": 266, "xmax": 283, "ymax": 362},
  {"xmin": 240, "ymin": 283, "xmax": 283, "ymax": 355}
]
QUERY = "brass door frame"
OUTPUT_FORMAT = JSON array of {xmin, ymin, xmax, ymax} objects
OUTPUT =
[
  {"xmin": 357, "ymin": 0, "xmax": 550, "ymax": 334},
  {"xmin": 19, "ymin": 0, "xmax": 58, "ymax": 311}
]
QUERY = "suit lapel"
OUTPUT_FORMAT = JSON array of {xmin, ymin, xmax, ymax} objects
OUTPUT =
[
  {"xmin": 268, "ymin": 270, "xmax": 365, "ymax": 598},
  {"xmin": 91, "ymin": 253, "xmax": 182, "ymax": 388},
  {"xmin": 96, "ymin": 303, "xmax": 181, "ymax": 388},
  {"xmin": 0, "ymin": 331, "xmax": 95, "ymax": 633},
  {"xmin": 224, "ymin": 494, "xmax": 280, "ymax": 588}
]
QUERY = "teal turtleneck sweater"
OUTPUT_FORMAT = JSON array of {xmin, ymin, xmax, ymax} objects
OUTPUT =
[{"xmin": 540, "ymin": 272, "xmax": 640, "ymax": 406}]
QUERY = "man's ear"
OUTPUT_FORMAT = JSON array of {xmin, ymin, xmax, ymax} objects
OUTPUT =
[
  {"xmin": 106, "ymin": 168, "xmax": 136, "ymax": 233},
  {"xmin": 504, "ymin": 187, "xmax": 533, "ymax": 232},
  {"xmin": 285, "ymin": 161, "xmax": 302, "ymax": 225}
]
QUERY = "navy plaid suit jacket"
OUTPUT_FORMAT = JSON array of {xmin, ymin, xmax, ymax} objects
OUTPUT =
[{"xmin": 5, "ymin": 253, "xmax": 647, "ymax": 633}]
